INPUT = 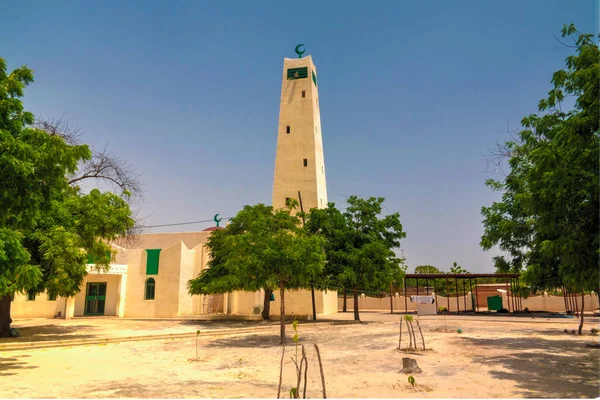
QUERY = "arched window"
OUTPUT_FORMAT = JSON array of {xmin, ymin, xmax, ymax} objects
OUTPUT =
[{"xmin": 145, "ymin": 278, "xmax": 155, "ymax": 300}]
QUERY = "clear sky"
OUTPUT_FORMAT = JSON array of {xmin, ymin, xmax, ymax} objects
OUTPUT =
[{"xmin": 1, "ymin": 0, "xmax": 596, "ymax": 273}]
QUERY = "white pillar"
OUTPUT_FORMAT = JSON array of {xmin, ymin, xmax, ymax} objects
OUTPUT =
[{"xmin": 116, "ymin": 273, "xmax": 127, "ymax": 318}]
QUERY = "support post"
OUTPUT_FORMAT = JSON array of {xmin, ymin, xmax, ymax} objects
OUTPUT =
[
  {"xmin": 446, "ymin": 278, "xmax": 450, "ymax": 313},
  {"xmin": 462, "ymin": 278, "xmax": 467, "ymax": 311},
  {"xmin": 455, "ymin": 278, "xmax": 460, "ymax": 313},
  {"xmin": 434, "ymin": 279, "xmax": 438, "ymax": 312},
  {"xmin": 474, "ymin": 278, "xmax": 479, "ymax": 312},
  {"xmin": 509, "ymin": 278, "xmax": 515, "ymax": 313},
  {"xmin": 403, "ymin": 278, "xmax": 407, "ymax": 313},
  {"xmin": 416, "ymin": 279, "xmax": 419, "ymax": 296},
  {"xmin": 390, "ymin": 282, "xmax": 393, "ymax": 314},
  {"xmin": 505, "ymin": 279, "xmax": 510, "ymax": 312}
]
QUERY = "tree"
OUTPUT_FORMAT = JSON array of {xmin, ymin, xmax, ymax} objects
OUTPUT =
[
  {"xmin": 481, "ymin": 24, "xmax": 599, "ymax": 334},
  {"xmin": 187, "ymin": 204, "xmax": 276, "ymax": 321},
  {"xmin": 188, "ymin": 200, "xmax": 325, "ymax": 344},
  {"xmin": 414, "ymin": 265, "xmax": 441, "ymax": 274},
  {"xmin": 449, "ymin": 262, "xmax": 468, "ymax": 275},
  {"xmin": 306, "ymin": 196, "xmax": 406, "ymax": 321},
  {"xmin": 0, "ymin": 57, "xmax": 137, "ymax": 337}
]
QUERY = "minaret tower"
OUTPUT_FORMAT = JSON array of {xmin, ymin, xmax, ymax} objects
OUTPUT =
[{"xmin": 272, "ymin": 46, "xmax": 327, "ymax": 212}]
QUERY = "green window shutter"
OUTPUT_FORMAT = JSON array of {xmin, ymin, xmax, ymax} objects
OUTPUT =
[
  {"xmin": 146, "ymin": 249, "xmax": 161, "ymax": 275},
  {"xmin": 287, "ymin": 67, "xmax": 308, "ymax": 80},
  {"xmin": 312, "ymin": 70, "xmax": 317, "ymax": 86}
]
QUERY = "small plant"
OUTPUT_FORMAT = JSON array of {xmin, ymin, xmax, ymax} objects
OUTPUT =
[
  {"xmin": 399, "ymin": 316, "xmax": 426, "ymax": 351},
  {"xmin": 195, "ymin": 330, "xmax": 200, "ymax": 361},
  {"xmin": 408, "ymin": 375, "xmax": 416, "ymax": 387},
  {"xmin": 438, "ymin": 306, "xmax": 447, "ymax": 312},
  {"xmin": 278, "ymin": 320, "xmax": 307, "ymax": 399},
  {"xmin": 457, "ymin": 328, "xmax": 462, "ymax": 334},
  {"xmin": 8, "ymin": 328, "xmax": 20, "ymax": 337},
  {"xmin": 277, "ymin": 320, "xmax": 327, "ymax": 399}
]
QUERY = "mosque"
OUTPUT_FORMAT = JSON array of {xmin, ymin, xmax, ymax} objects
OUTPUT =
[{"xmin": 11, "ymin": 49, "xmax": 339, "ymax": 320}]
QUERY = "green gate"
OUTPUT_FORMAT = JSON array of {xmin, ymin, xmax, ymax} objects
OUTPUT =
[{"xmin": 84, "ymin": 282, "xmax": 107, "ymax": 315}]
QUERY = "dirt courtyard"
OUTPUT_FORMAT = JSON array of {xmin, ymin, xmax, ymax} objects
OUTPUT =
[{"xmin": 1, "ymin": 313, "xmax": 599, "ymax": 398}]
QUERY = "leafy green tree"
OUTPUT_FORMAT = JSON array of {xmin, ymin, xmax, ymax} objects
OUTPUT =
[
  {"xmin": 0, "ymin": 58, "xmax": 136, "ymax": 337},
  {"xmin": 187, "ymin": 204, "xmax": 276, "ymax": 321},
  {"xmin": 306, "ymin": 196, "xmax": 406, "ymax": 321},
  {"xmin": 414, "ymin": 265, "xmax": 441, "ymax": 274},
  {"xmin": 188, "ymin": 200, "xmax": 325, "ymax": 344},
  {"xmin": 481, "ymin": 24, "xmax": 599, "ymax": 334}
]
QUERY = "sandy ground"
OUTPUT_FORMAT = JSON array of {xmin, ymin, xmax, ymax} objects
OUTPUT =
[{"xmin": 1, "ymin": 313, "xmax": 599, "ymax": 398}]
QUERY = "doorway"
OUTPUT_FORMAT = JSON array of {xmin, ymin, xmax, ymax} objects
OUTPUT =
[{"xmin": 84, "ymin": 282, "xmax": 107, "ymax": 316}]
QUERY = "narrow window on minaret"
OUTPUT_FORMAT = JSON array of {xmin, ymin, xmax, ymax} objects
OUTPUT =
[
  {"xmin": 302, "ymin": 90, "xmax": 305, "ymax": 98},
  {"xmin": 303, "ymin": 159, "xmax": 308, "ymax": 167},
  {"xmin": 286, "ymin": 126, "xmax": 290, "ymax": 134}
]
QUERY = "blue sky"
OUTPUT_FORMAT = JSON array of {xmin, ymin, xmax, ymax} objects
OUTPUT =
[{"xmin": 1, "ymin": 0, "xmax": 596, "ymax": 272}]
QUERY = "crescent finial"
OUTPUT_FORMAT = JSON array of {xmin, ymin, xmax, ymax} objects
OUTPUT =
[{"xmin": 294, "ymin": 44, "xmax": 305, "ymax": 58}]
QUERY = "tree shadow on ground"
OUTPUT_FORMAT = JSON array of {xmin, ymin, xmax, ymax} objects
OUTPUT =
[
  {"xmin": 0, "ymin": 354, "xmax": 37, "ymax": 377},
  {"xmin": 179, "ymin": 320, "xmax": 270, "ymax": 330},
  {"xmin": 1, "ymin": 325, "xmax": 98, "ymax": 343},
  {"xmin": 82, "ymin": 378, "xmax": 278, "ymax": 398},
  {"xmin": 205, "ymin": 334, "xmax": 284, "ymax": 349},
  {"xmin": 460, "ymin": 336, "xmax": 600, "ymax": 398}
]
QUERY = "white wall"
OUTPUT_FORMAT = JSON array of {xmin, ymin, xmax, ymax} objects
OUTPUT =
[{"xmin": 11, "ymin": 292, "xmax": 66, "ymax": 318}]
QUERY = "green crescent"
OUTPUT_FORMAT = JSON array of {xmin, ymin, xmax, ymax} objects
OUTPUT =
[
  {"xmin": 213, "ymin": 214, "xmax": 222, "ymax": 226},
  {"xmin": 295, "ymin": 44, "xmax": 305, "ymax": 58}
]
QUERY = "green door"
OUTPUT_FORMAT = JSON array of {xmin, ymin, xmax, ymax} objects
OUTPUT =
[{"xmin": 84, "ymin": 282, "xmax": 107, "ymax": 316}]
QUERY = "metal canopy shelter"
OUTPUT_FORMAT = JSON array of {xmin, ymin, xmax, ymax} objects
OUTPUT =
[{"xmin": 396, "ymin": 273, "xmax": 522, "ymax": 314}]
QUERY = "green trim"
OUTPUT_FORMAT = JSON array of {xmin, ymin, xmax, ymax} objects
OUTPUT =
[
  {"xmin": 146, "ymin": 249, "xmax": 161, "ymax": 275},
  {"xmin": 84, "ymin": 282, "xmax": 107, "ymax": 316},
  {"xmin": 287, "ymin": 67, "xmax": 308, "ymax": 80},
  {"xmin": 312, "ymin": 70, "xmax": 317, "ymax": 86}
]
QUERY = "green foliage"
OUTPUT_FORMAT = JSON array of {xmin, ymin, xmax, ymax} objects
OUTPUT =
[
  {"xmin": 305, "ymin": 196, "xmax": 406, "ymax": 320},
  {"xmin": 408, "ymin": 375, "xmax": 416, "ymax": 387},
  {"xmin": 481, "ymin": 25, "xmax": 599, "ymax": 296},
  {"xmin": 414, "ymin": 265, "xmax": 441, "ymax": 274},
  {"xmin": 0, "ymin": 57, "xmax": 135, "ymax": 335},
  {"xmin": 403, "ymin": 315, "xmax": 413, "ymax": 322},
  {"xmin": 188, "ymin": 202, "xmax": 325, "ymax": 342},
  {"xmin": 449, "ymin": 262, "xmax": 468, "ymax": 275}
]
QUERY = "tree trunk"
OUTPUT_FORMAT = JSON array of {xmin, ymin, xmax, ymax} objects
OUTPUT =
[
  {"xmin": 578, "ymin": 290, "xmax": 585, "ymax": 335},
  {"xmin": 311, "ymin": 285, "xmax": 317, "ymax": 321},
  {"xmin": 262, "ymin": 288, "xmax": 272, "ymax": 321},
  {"xmin": 353, "ymin": 290, "xmax": 360, "ymax": 321},
  {"xmin": 279, "ymin": 280, "xmax": 286, "ymax": 345},
  {"xmin": 0, "ymin": 295, "xmax": 13, "ymax": 338},
  {"xmin": 401, "ymin": 357, "xmax": 422, "ymax": 374},
  {"xmin": 398, "ymin": 318, "xmax": 402, "ymax": 349},
  {"xmin": 343, "ymin": 289, "xmax": 347, "ymax": 312}
]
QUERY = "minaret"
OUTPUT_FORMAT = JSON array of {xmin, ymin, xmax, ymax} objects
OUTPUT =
[{"xmin": 272, "ymin": 50, "xmax": 327, "ymax": 212}]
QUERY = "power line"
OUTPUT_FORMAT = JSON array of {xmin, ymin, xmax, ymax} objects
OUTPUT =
[{"xmin": 140, "ymin": 217, "xmax": 232, "ymax": 229}]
